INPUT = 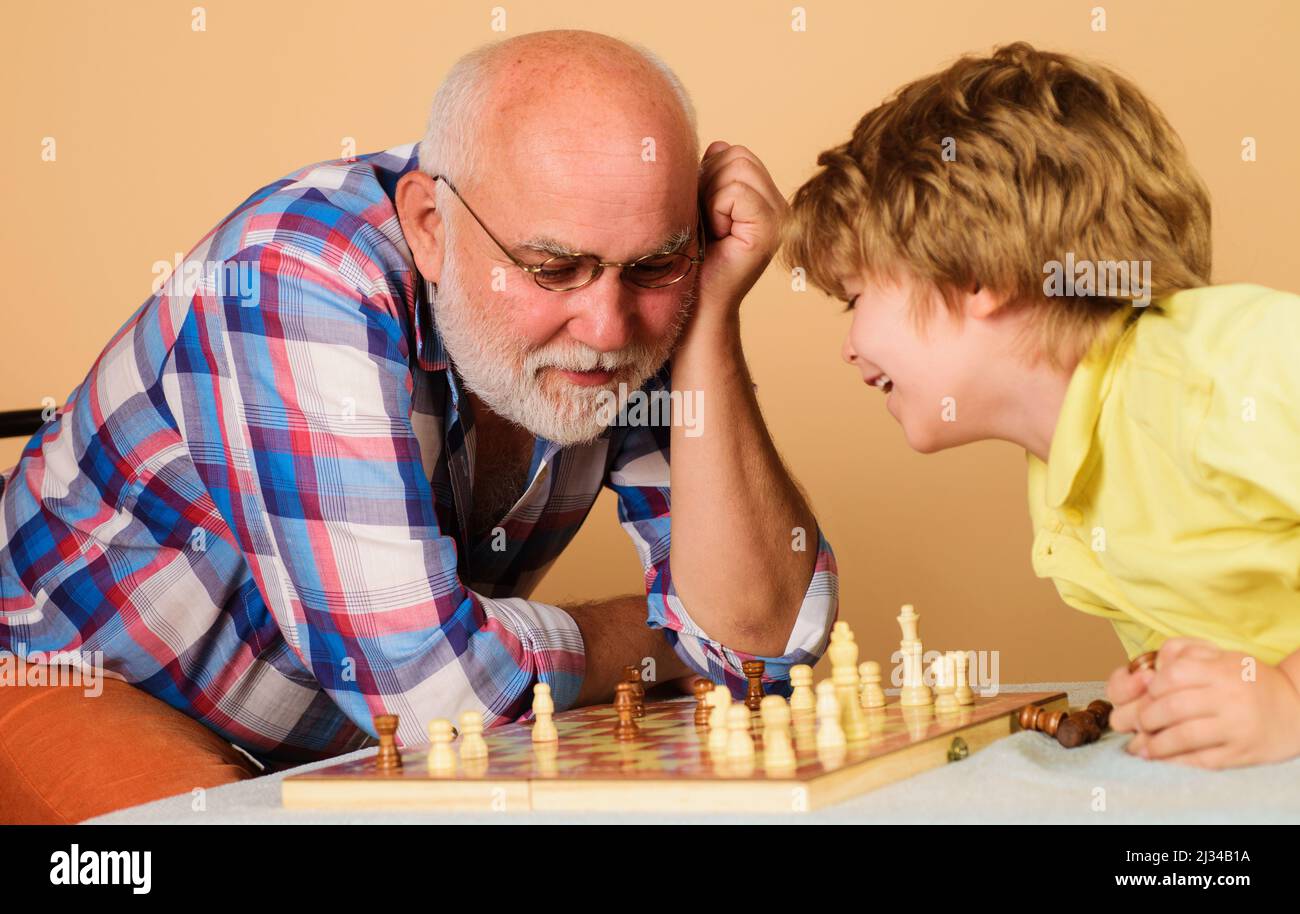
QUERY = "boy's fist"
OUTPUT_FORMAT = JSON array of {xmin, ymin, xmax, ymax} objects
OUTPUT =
[{"xmin": 1107, "ymin": 637, "xmax": 1300, "ymax": 769}]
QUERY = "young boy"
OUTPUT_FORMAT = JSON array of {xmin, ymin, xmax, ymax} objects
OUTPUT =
[{"xmin": 783, "ymin": 42, "xmax": 1300, "ymax": 768}]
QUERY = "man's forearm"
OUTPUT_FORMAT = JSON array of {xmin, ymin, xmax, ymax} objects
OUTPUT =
[
  {"xmin": 565, "ymin": 595, "xmax": 690, "ymax": 707},
  {"xmin": 669, "ymin": 308, "xmax": 818, "ymax": 657}
]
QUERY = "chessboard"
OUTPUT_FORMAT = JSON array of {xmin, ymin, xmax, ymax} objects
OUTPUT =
[{"xmin": 281, "ymin": 689, "xmax": 1067, "ymax": 814}]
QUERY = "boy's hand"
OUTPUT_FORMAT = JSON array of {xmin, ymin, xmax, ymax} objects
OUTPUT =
[{"xmin": 1108, "ymin": 637, "xmax": 1300, "ymax": 768}]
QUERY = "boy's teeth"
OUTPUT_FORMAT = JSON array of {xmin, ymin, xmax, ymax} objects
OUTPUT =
[{"xmin": 873, "ymin": 374, "xmax": 893, "ymax": 390}]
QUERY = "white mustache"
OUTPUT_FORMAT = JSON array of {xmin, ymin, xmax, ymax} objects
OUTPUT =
[{"xmin": 526, "ymin": 344, "xmax": 647, "ymax": 376}]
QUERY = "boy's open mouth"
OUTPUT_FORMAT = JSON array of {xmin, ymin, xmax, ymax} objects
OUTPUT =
[{"xmin": 866, "ymin": 373, "xmax": 894, "ymax": 394}]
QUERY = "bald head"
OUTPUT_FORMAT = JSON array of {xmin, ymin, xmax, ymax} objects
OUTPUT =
[{"xmin": 420, "ymin": 30, "xmax": 699, "ymax": 234}]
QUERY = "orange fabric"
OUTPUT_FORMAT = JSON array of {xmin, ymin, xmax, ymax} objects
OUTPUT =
[{"xmin": 0, "ymin": 674, "xmax": 260, "ymax": 824}]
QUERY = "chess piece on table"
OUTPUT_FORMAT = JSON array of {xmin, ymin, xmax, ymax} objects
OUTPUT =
[
  {"xmin": 760, "ymin": 695, "xmax": 796, "ymax": 772},
  {"xmin": 614, "ymin": 682, "xmax": 639, "ymax": 741},
  {"xmin": 743, "ymin": 660, "xmax": 765, "ymax": 711},
  {"xmin": 858, "ymin": 660, "xmax": 886, "ymax": 710},
  {"xmin": 427, "ymin": 718, "xmax": 456, "ymax": 774},
  {"xmin": 954, "ymin": 651, "xmax": 975, "ymax": 705},
  {"xmin": 789, "ymin": 664, "xmax": 816, "ymax": 716},
  {"xmin": 829, "ymin": 623, "xmax": 870, "ymax": 741},
  {"xmin": 896, "ymin": 605, "xmax": 933, "ymax": 708},
  {"xmin": 624, "ymin": 666, "xmax": 645, "ymax": 719},
  {"xmin": 933, "ymin": 652, "xmax": 959, "ymax": 714},
  {"xmin": 814, "ymin": 680, "xmax": 846, "ymax": 751},
  {"xmin": 458, "ymin": 710, "xmax": 488, "ymax": 761},
  {"xmin": 692, "ymin": 678, "xmax": 715, "ymax": 728},
  {"xmin": 374, "ymin": 713, "xmax": 403, "ymax": 771},
  {"xmin": 726, "ymin": 703, "xmax": 755, "ymax": 762},
  {"xmin": 532, "ymin": 682, "xmax": 558, "ymax": 743},
  {"xmin": 708, "ymin": 685, "xmax": 731, "ymax": 753},
  {"xmin": 899, "ymin": 642, "xmax": 933, "ymax": 708}
]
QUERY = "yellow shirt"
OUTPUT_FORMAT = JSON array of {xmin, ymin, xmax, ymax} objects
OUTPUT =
[{"xmin": 1028, "ymin": 284, "xmax": 1300, "ymax": 665}]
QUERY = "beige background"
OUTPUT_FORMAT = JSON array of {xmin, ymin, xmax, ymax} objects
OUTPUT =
[{"xmin": 4, "ymin": 0, "xmax": 1297, "ymax": 680}]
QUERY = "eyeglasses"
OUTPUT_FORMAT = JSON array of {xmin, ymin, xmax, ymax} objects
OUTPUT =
[{"xmin": 432, "ymin": 174, "xmax": 705, "ymax": 292}]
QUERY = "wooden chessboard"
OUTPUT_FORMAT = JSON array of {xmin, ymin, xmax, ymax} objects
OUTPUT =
[{"xmin": 281, "ymin": 690, "xmax": 1067, "ymax": 814}]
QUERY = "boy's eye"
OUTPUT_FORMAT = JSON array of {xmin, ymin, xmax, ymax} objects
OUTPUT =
[{"xmin": 842, "ymin": 295, "xmax": 859, "ymax": 313}]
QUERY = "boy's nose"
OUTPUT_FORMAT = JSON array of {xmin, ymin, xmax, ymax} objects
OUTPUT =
[{"xmin": 841, "ymin": 336, "xmax": 857, "ymax": 365}]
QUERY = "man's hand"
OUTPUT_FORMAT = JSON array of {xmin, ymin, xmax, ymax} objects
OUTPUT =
[
  {"xmin": 1107, "ymin": 637, "xmax": 1300, "ymax": 769},
  {"xmin": 694, "ymin": 140, "xmax": 789, "ymax": 320}
]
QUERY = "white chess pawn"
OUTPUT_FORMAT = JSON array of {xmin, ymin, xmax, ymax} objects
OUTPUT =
[
  {"xmin": 760, "ymin": 695, "xmax": 796, "ymax": 772},
  {"xmin": 858, "ymin": 660, "xmax": 887, "ymax": 709},
  {"xmin": 531, "ymin": 682, "xmax": 558, "ymax": 743},
  {"xmin": 708, "ymin": 685, "xmax": 732, "ymax": 753},
  {"xmin": 899, "ymin": 641, "xmax": 933, "ymax": 708},
  {"xmin": 458, "ymin": 710, "xmax": 489, "ymax": 760},
  {"xmin": 934, "ymin": 653, "xmax": 959, "ymax": 714},
  {"xmin": 726, "ymin": 703, "xmax": 755, "ymax": 762},
  {"xmin": 815, "ymin": 680, "xmax": 846, "ymax": 751},
  {"xmin": 789, "ymin": 664, "xmax": 816, "ymax": 715},
  {"xmin": 427, "ymin": 718, "xmax": 456, "ymax": 774},
  {"xmin": 954, "ymin": 651, "xmax": 975, "ymax": 705}
]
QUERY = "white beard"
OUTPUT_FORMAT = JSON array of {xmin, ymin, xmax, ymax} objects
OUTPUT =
[{"xmin": 431, "ymin": 251, "xmax": 691, "ymax": 446}]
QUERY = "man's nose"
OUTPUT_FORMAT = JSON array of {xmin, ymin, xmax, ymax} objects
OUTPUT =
[
  {"xmin": 565, "ymin": 272, "xmax": 636, "ymax": 352},
  {"xmin": 842, "ymin": 335, "xmax": 858, "ymax": 365}
]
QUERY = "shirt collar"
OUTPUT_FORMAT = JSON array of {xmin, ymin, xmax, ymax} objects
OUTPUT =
[{"xmin": 1037, "ymin": 309, "xmax": 1139, "ymax": 508}]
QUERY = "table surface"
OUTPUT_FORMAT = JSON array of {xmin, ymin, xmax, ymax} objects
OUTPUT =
[{"xmin": 88, "ymin": 682, "xmax": 1300, "ymax": 824}]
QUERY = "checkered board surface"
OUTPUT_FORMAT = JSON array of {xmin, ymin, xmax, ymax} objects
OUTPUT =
[{"xmin": 282, "ymin": 690, "xmax": 1068, "ymax": 813}]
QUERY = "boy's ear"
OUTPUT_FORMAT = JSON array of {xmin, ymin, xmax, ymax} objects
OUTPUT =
[{"xmin": 964, "ymin": 282, "xmax": 1007, "ymax": 320}]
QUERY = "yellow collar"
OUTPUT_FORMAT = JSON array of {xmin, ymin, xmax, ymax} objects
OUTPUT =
[{"xmin": 1040, "ymin": 310, "xmax": 1141, "ymax": 508}]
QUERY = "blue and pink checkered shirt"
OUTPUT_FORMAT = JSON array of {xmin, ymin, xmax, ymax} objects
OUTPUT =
[{"xmin": 0, "ymin": 142, "xmax": 838, "ymax": 762}]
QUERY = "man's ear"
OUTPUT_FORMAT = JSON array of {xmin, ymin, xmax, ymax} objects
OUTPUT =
[
  {"xmin": 395, "ymin": 171, "xmax": 446, "ymax": 284},
  {"xmin": 964, "ymin": 282, "xmax": 1006, "ymax": 320}
]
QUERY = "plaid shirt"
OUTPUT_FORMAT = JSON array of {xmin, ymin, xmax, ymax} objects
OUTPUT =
[{"xmin": 0, "ymin": 142, "xmax": 838, "ymax": 762}]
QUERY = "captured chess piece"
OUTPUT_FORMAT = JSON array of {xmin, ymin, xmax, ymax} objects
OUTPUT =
[
  {"xmin": 1018, "ymin": 700, "xmax": 1114, "ymax": 749},
  {"xmin": 1129, "ymin": 651, "xmax": 1159, "ymax": 674},
  {"xmin": 1018, "ymin": 703, "xmax": 1067, "ymax": 738},
  {"xmin": 693, "ymin": 678, "xmax": 715, "ymax": 728},
  {"xmin": 1085, "ymin": 699, "xmax": 1113, "ymax": 729},
  {"xmin": 532, "ymin": 682, "xmax": 558, "ymax": 743},
  {"xmin": 374, "ymin": 713, "xmax": 403, "ymax": 771},
  {"xmin": 614, "ymin": 682, "xmax": 640, "ymax": 741},
  {"xmin": 743, "ymin": 660, "xmax": 766, "ymax": 711}
]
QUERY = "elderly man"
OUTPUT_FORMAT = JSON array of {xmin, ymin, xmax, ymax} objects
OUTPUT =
[{"xmin": 0, "ymin": 30, "xmax": 836, "ymax": 821}]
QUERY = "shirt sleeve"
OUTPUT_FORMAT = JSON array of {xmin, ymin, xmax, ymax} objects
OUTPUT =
[
  {"xmin": 604, "ymin": 401, "xmax": 839, "ymax": 699},
  {"xmin": 1191, "ymin": 289, "xmax": 1300, "ymax": 521},
  {"xmin": 165, "ymin": 240, "xmax": 584, "ymax": 748}
]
